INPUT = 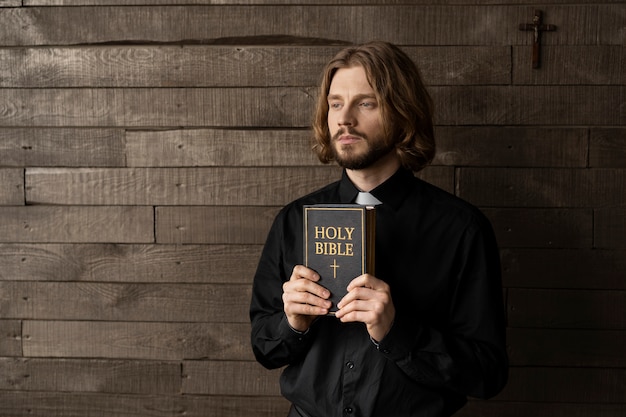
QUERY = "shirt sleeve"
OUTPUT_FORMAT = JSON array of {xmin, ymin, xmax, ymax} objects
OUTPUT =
[
  {"xmin": 249, "ymin": 209, "xmax": 315, "ymax": 369},
  {"xmin": 375, "ymin": 216, "xmax": 509, "ymax": 399}
]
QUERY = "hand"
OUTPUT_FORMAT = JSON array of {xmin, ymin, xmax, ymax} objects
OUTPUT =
[
  {"xmin": 335, "ymin": 274, "xmax": 395, "ymax": 342},
  {"xmin": 283, "ymin": 265, "xmax": 332, "ymax": 332}
]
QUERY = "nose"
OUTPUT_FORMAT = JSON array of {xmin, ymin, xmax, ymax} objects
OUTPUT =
[{"xmin": 337, "ymin": 106, "xmax": 355, "ymax": 127}]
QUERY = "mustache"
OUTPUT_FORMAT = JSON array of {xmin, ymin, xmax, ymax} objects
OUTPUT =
[{"xmin": 331, "ymin": 128, "xmax": 368, "ymax": 141}]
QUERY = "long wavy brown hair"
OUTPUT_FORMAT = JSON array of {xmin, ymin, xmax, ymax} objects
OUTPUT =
[{"xmin": 312, "ymin": 41, "xmax": 435, "ymax": 172}]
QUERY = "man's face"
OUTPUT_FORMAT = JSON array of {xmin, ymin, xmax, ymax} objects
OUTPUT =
[{"xmin": 327, "ymin": 66, "xmax": 392, "ymax": 170}]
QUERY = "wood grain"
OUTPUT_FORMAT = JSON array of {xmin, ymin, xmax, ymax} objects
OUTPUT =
[
  {"xmin": 0, "ymin": 88, "xmax": 315, "ymax": 127},
  {"xmin": 508, "ymin": 288, "xmax": 626, "ymax": 329},
  {"xmin": 0, "ymin": 281, "xmax": 251, "ymax": 322},
  {"xmin": 497, "ymin": 367, "xmax": 626, "ymax": 403},
  {"xmin": 3, "ymin": 5, "xmax": 622, "ymax": 46},
  {"xmin": 501, "ymin": 248, "xmax": 626, "ymax": 289},
  {"xmin": 26, "ymin": 167, "xmax": 341, "ymax": 206},
  {"xmin": 2, "ymin": 86, "xmax": 623, "ymax": 127},
  {"xmin": 126, "ymin": 129, "xmax": 322, "ymax": 167},
  {"xmin": 589, "ymin": 128, "xmax": 626, "ymax": 168},
  {"xmin": 0, "ymin": 46, "xmax": 510, "ymax": 87},
  {"xmin": 156, "ymin": 206, "xmax": 280, "ymax": 244},
  {"xmin": 483, "ymin": 208, "xmax": 593, "ymax": 248},
  {"xmin": 435, "ymin": 127, "xmax": 587, "ymax": 167},
  {"xmin": 0, "ymin": 206, "xmax": 154, "ymax": 243},
  {"xmin": 23, "ymin": 321, "xmax": 253, "ymax": 360},
  {"xmin": 183, "ymin": 360, "xmax": 281, "ymax": 396},
  {"xmin": 0, "ymin": 169, "xmax": 24, "ymax": 205},
  {"xmin": 507, "ymin": 328, "xmax": 626, "ymax": 367},
  {"xmin": 0, "ymin": 391, "xmax": 290, "ymax": 417},
  {"xmin": 0, "ymin": 243, "xmax": 262, "ymax": 283},
  {"xmin": 0, "ymin": 320, "xmax": 22, "ymax": 356},
  {"xmin": 459, "ymin": 168, "xmax": 626, "ymax": 208},
  {"xmin": 0, "ymin": 128, "xmax": 125, "ymax": 167},
  {"xmin": 0, "ymin": 357, "xmax": 181, "ymax": 394},
  {"xmin": 514, "ymin": 46, "xmax": 626, "ymax": 85},
  {"xmin": 595, "ymin": 208, "xmax": 626, "ymax": 248},
  {"xmin": 457, "ymin": 401, "xmax": 626, "ymax": 417}
]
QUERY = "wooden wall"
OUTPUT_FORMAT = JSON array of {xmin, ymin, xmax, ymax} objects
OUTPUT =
[{"xmin": 0, "ymin": 1, "xmax": 624, "ymax": 416}]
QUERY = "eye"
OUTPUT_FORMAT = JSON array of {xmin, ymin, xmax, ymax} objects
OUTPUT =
[
  {"xmin": 360, "ymin": 101, "xmax": 376, "ymax": 109},
  {"xmin": 329, "ymin": 101, "xmax": 343, "ymax": 110}
]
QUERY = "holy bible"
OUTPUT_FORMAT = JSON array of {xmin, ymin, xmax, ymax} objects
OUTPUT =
[{"xmin": 303, "ymin": 204, "xmax": 376, "ymax": 314}]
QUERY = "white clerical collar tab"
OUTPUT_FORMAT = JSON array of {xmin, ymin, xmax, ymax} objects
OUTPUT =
[{"xmin": 356, "ymin": 192, "xmax": 382, "ymax": 206}]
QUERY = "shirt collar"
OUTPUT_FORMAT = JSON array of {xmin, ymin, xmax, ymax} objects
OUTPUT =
[{"xmin": 337, "ymin": 168, "xmax": 415, "ymax": 210}]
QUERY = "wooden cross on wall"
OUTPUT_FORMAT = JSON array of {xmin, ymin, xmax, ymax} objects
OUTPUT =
[{"xmin": 519, "ymin": 10, "xmax": 557, "ymax": 69}]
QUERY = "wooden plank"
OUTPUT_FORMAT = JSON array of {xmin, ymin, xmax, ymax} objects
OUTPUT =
[
  {"xmin": 0, "ymin": 169, "xmax": 24, "ymax": 205},
  {"xmin": 157, "ymin": 206, "xmax": 595, "ymax": 247},
  {"xmin": 508, "ymin": 288, "xmax": 626, "ymax": 330},
  {"xmin": 589, "ymin": 128, "xmax": 626, "ymax": 168},
  {"xmin": 1, "ymin": 86, "xmax": 623, "ymax": 127},
  {"xmin": 0, "ymin": 206, "xmax": 154, "ymax": 243},
  {"xmin": 483, "ymin": 208, "xmax": 593, "ymax": 248},
  {"xmin": 0, "ymin": 357, "xmax": 181, "ymax": 394},
  {"xmin": 0, "ymin": 282, "xmax": 251, "ymax": 322},
  {"xmin": 496, "ymin": 367, "xmax": 626, "ymax": 403},
  {"xmin": 0, "ymin": 391, "xmax": 290, "ymax": 417},
  {"xmin": 457, "ymin": 401, "xmax": 626, "ymax": 417},
  {"xmin": 458, "ymin": 168, "xmax": 626, "ymax": 208},
  {"xmin": 0, "ymin": 243, "xmax": 262, "ymax": 284},
  {"xmin": 23, "ymin": 166, "xmax": 455, "ymax": 206},
  {"xmin": 125, "ymin": 129, "xmax": 466, "ymax": 190},
  {"xmin": 126, "ymin": 129, "xmax": 321, "ymax": 167},
  {"xmin": 183, "ymin": 360, "xmax": 281, "ymax": 396},
  {"xmin": 0, "ymin": 88, "xmax": 315, "ymax": 128},
  {"xmin": 595, "ymin": 209, "xmax": 626, "ymax": 249},
  {"xmin": 26, "ymin": 167, "xmax": 341, "ymax": 206},
  {"xmin": 2, "ymin": 6, "xmax": 620, "ymax": 46},
  {"xmin": 0, "ymin": 320, "xmax": 22, "ymax": 356},
  {"xmin": 0, "ymin": 128, "xmax": 125, "ymax": 167},
  {"xmin": 435, "ymin": 127, "xmax": 587, "ymax": 167},
  {"xmin": 23, "ymin": 321, "xmax": 253, "ymax": 360},
  {"xmin": 419, "ymin": 166, "xmax": 454, "ymax": 194},
  {"xmin": 435, "ymin": 86, "xmax": 625, "ymax": 126},
  {"xmin": 156, "ymin": 206, "xmax": 280, "ymax": 244},
  {"xmin": 0, "ymin": 45, "xmax": 509, "ymax": 88},
  {"xmin": 0, "ymin": 0, "xmax": 20, "ymax": 6},
  {"xmin": 514, "ymin": 46, "xmax": 625, "ymax": 85},
  {"xmin": 0, "ymin": 86, "xmax": 626, "ymax": 128},
  {"xmin": 21, "ymin": 0, "xmax": 626, "ymax": 5},
  {"xmin": 507, "ymin": 328, "xmax": 626, "ymax": 367},
  {"xmin": 501, "ymin": 249, "xmax": 626, "ymax": 289}
]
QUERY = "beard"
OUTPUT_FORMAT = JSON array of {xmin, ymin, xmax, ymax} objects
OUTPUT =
[{"xmin": 331, "ymin": 129, "xmax": 395, "ymax": 170}]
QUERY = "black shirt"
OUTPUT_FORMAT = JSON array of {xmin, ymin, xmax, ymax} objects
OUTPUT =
[{"xmin": 250, "ymin": 168, "xmax": 508, "ymax": 417}]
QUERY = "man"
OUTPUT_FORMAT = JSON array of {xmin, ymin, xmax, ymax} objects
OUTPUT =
[{"xmin": 250, "ymin": 41, "xmax": 508, "ymax": 417}]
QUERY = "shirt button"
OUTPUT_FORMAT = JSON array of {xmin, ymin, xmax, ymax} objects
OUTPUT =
[
  {"xmin": 345, "ymin": 361, "xmax": 355, "ymax": 369},
  {"xmin": 344, "ymin": 407, "xmax": 353, "ymax": 414}
]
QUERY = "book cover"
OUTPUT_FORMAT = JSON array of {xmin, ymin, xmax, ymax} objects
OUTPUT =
[{"xmin": 303, "ymin": 204, "xmax": 376, "ymax": 314}]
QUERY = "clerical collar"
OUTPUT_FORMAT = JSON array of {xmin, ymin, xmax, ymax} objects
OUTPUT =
[
  {"xmin": 355, "ymin": 191, "xmax": 383, "ymax": 206},
  {"xmin": 338, "ymin": 168, "xmax": 415, "ymax": 210}
]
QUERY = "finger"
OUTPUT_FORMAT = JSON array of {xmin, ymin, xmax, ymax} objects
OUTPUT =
[
  {"xmin": 283, "ymin": 288, "xmax": 331, "ymax": 308},
  {"xmin": 283, "ymin": 290, "xmax": 331, "ymax": 319},
  {"xmin": 291, "ymin": 265, "xmax": 320, "ymax": 282},
  {"xmin": 336, "ymin": 286, "xmax": 375, "ymax": 309},
  {"xmin": 336, "ymin": 308, "xmax": 373, "ymax": 324},
  {"xmin": 286, "ymin": 301, "xmax": 329, "ymax": 317},
  {"xmin": 284, "ymin": 278, "xmax": 331, "ymax": 300},
  {"xmin": 347, "ymin": 273, "xmax": 383, "ymax": 291}
]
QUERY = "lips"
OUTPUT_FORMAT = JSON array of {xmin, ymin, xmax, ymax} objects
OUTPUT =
[{"xmin": 337, "ymin": 134, "xmax": 362, "ymax": 144}]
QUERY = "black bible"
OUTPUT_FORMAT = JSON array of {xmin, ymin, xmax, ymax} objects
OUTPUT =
[{"xmin": 303, "ymin": 204, "xmax": 376, "ymax": 314}]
